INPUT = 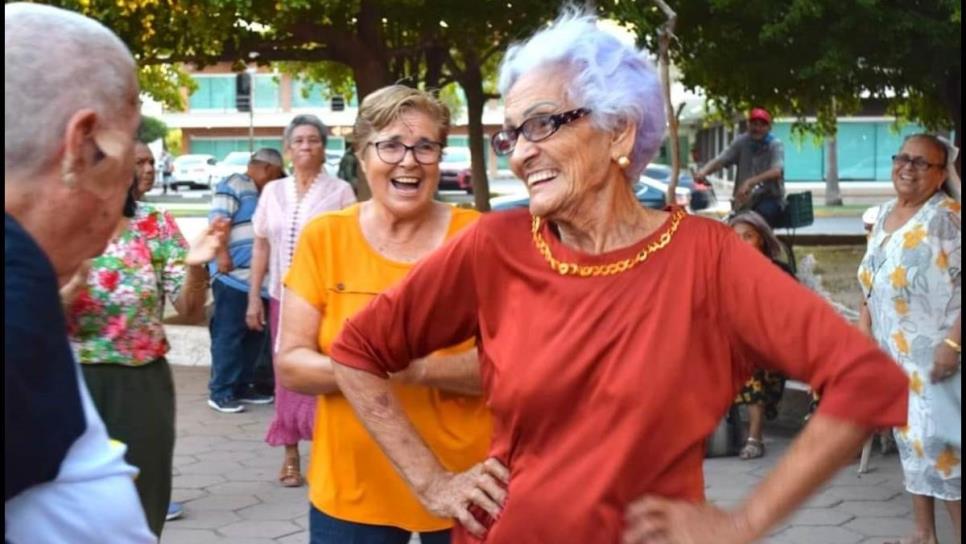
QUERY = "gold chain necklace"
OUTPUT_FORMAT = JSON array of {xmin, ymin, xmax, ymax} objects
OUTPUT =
[{"xmin": 531, "ymin": 208, "xmax": 687, "ymax": 277}]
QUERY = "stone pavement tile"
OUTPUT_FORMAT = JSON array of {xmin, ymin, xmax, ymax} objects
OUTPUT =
[
  {"xmin": 225, "ymin": 466, "xmax": 284, "ymax": 482},
  {"xmin": 826, "ymin": 484, "xmax": 902, "ymax": 502},
  {"xmin": 167, "ymin": 510, "xmax": 241, "ymax": 530},
  {"xmin": 173, "ymin": 487, "xmax": 208, "ymax": 502},
  {"xmin": 838, "ymin": 498, "xmax": 911, "ymax": 518},
  {"xmin": 205, "ymin": 481, "xmax": 279, "ymax": 496},
  {"xmin": 179, "ymin": 459, "xmax": 246, "ymax": 475},
  {"xmin": 218, "ymin": 519, "xmax": 303, "ymax": 539},
  {"xmin": 773, "ymin": 525, "xmax": 865, "ymax": 544},
  {"xmin": 160, "ymin": 528, "xmax": 225, "ymax": 544},
  {"xmin": 186, "ymin": 493, "xmax": 261, "ymax": 511},
  {"xmin": 237, "ymin": 501, "xmax": 311, "ymax": 521},
  {"xmin": 785, "ymin": 507, "xmax": 854, "ymax": 526},
  {"xmin": 843, "ymin": 516, "xmax": 916, "ymax": 538},
  {"xmin": 174, "ymin": 474, "xmax": 227, "ymax": 489}
]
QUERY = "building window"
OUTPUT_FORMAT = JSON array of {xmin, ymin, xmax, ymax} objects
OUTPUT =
[
  {"xmin": 189, "ymin": 75, "xmax": 236, "ymax": 112},
  {"xmin": 254, "ymin": 75, "xmax": 280, "ymax": 111},
  {"xmin": 292, "ymin": 78, "xmax": 328, "ymax": 108}
]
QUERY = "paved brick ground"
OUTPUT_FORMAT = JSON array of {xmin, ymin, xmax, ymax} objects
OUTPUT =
[{"xmin": 162, "ymin": 362, "xmax": 955, "ymax": 544}]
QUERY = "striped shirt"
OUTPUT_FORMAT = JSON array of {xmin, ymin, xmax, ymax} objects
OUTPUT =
[{"xmin": 209, "ymin": 173, "xmax": 266, "ymax": 294}]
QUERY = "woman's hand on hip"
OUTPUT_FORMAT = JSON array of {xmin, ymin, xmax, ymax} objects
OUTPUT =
[
  {"xmin": 420, "ymin": 458, "xmax": 509, "ymax": 538},
  {"xmin": 246, "ymin": 297, "xmax": 265, "ymax": 331},
  {"xmin": 623, "ymin": 496, "xmax": 756, "ymax": 544},
  {"xmin": 930, "ymin": 341, "xmax": 961, "ymax": 383}
]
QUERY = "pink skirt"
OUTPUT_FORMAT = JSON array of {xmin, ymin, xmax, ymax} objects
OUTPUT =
[{"xmin": 264, "ymin": 297, "xmax": 316, "ymax": 446}]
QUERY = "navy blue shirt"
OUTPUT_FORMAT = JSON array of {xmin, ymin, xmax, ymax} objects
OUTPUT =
[{"xmin": 4, "ymin": 213, "xmax": 85, "ymax": 501}]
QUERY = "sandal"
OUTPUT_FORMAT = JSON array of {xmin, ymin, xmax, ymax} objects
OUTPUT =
[
  {"xmin": 279, "ymin": 461, "xmax": 304, "ymax": 488},
  {"xmin": 739, "ymin": 438, "xmax": 765, "ymax": 460}
]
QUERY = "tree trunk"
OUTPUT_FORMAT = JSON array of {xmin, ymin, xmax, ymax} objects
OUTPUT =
[
  {"xmin": 460, "ymin": 57, "xmax": 491, "ymax": 212},
  {"xmin": 654, "ymin": 0, "xmax": 678, "ymax": 206},
  {"xmin": 825, "ymin": 132, "xmax": 843, "ymax": 206}
]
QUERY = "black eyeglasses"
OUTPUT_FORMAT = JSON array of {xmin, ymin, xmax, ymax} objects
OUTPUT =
[
  {"xmin": 491, "ymin": 108, "xmax": 591, "ymax": 156},
  {"xmin": 892, "ymin": 154, "xmax": 944, "ymax": 172},
  {"xmin": 367, "ymin": 140, "xmax": 444, "ymax": 165}
]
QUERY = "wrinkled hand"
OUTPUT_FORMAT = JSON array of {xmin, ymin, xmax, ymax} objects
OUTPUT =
[
  {"xmin": 623, "ymin": 497, "xmax": 756, "ymax": 544},
  {"xmin": 421, "ymin": 458, "xmax": 510, "ymax": 538},
  {"xmin": 930, "ymin": 341, "xmax": 961, "ymax": 383},
  {"xmin": 186, "ymin": 218, "xmax": 230, "ymax": 266},
  {"xmin": 246, "ymin": 297, "xmax": 265, "ymax": 331},
  {"xmin": 60, "ymin": 259, "xmax": 92, "ymax": 307}
]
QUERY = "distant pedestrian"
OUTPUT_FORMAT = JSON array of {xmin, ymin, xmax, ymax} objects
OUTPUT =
[
  {"xmin": 336, "ymin": 138, "xmax": 360, "ymax": 195},
  {"xmin": 160, "ymin": 149, "xmax": 175, "ymax": 194},
  {"xmin": 207, "ymin": 148, "xmax": 286, "ymax": 413}
]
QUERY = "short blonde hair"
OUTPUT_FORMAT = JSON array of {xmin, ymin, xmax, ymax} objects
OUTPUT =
[{"xmin": 352, "ymin": 85, "xmax": 450, "ymax": 155}]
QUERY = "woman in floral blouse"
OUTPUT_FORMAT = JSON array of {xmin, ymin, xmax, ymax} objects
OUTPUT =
[
  {"xmin": 63, "ymin": 141, "xmax": 227, "ymax": 537},
  {"xmin": 858, "ymin": 134, "xmax": 961, "ymax": 544}
]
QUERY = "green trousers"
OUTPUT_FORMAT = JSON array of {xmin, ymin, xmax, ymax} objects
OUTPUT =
[{"xmin": 82, "ymin": 358, "xmax": 175, "ymax": 537}]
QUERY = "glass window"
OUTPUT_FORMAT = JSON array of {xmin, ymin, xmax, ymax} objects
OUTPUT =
[
  {"xmin": 771, "ymin": 122, "xmax": 824, "ymax": 181},
  {"xmin": 834, "ymin": 123, "xmax": 877, "ymax": 180},
  {"xmin": 189, "ymin": 75, "xmax": 236, "ymax": 111},
  {"xmin": 254, "ymin": 75, "xmax": 280, "ymax": 110},
  {"xmin": 292, "ymin": 78, "xmax": 328, "ymax": 108}
]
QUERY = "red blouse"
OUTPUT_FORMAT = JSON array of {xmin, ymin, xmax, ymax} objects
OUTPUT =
[{"xmin": 331, "ymin": 208, "xmax": 908, "ymax": 544}]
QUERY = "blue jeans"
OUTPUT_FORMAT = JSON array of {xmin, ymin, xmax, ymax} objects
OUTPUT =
[
  {"xmin": 309, "ymin": 506, "xmax": 451, "ymax": 544},
  {"xmin": 753, "ymin": 195, "xmax": 785, "ymax": 229},
  {"xmin": 208, "ymin": 279, "xmax": 270, "ymax": 402}
]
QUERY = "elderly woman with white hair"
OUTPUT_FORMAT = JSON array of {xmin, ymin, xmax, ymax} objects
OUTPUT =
[{"xmin": 327, "ymin": 10, "xmax": 909, "ymax": 544}]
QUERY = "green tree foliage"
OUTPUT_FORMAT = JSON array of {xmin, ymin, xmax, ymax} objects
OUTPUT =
[
  {"xmin": 615, "ymin": 0, "xmax": 961, "ymax": 144},
  {"xmin": 137, "ymin": 115, "xmax": 168, "ymax": 143}
]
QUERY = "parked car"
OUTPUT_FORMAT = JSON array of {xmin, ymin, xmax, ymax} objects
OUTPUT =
[
  {"xmin": 438, "ymin": 146, "xmax": 473, "ymax": 193},
  {"xmin": 641, "ymin": 163, "xmax": 714, "ymax": 211},
  {"xmin": 490, "ymin": 180, "xmax": 669, "ymax": 211},
  {"xmin": 172, "ymin": 154, "xmax": 217, "ymax": 189},
  {"xmin": 210, "ymin": 151, "xmax": 252, "ymax": 184}
]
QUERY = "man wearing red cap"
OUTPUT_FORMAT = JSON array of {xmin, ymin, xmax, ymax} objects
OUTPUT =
[{"xmin": 695, "ymin": 107, "xmax": 785, "ymax": 226}]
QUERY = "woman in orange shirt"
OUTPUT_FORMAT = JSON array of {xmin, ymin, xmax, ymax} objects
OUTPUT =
[{"xmin": 276, "ymin": 85, "xmax": 491, "ymax": 543}]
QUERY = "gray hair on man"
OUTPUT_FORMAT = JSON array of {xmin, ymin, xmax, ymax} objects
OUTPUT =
[
  {"xmin": 283, "ymin": 114, "xmax": 330, "ymax": 149},
  {"xmin": 497, "ymin": 7, "xmax": 666, "ymax": 182},
  {"xmin": 5, "ymin": 2, "xmax": 138, "ymax": 178}
]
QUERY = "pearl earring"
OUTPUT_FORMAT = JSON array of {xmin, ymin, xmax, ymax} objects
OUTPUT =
[{"xmin": 617, "ymin": 155, "xmax": 631, "ymax": 169}]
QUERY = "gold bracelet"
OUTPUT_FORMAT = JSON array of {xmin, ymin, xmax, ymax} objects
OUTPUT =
[{"xmin": 944, "ymin": 338, "xmax": 962, "ymax": 353}]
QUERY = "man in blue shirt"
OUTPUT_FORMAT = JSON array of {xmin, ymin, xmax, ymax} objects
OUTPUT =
[
  {"xmin": 5, "ymin": 3, "xmax": 154, "ymax": 542},
  {"xmin": 207, "ymin": 148, "xmax": 286, "ymax": 413}
]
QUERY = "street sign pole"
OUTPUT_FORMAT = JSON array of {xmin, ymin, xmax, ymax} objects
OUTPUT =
[{"xmin": 247, "ymin": 67, "xmax": 256, "ymax": 153}]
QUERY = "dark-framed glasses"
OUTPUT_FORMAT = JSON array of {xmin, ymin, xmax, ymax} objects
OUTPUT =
[
  {"xmin": 491, "ymin": 108, "xmax": 592, "ymax": 156},
  {"xmin": 368, "ymin": 140, "xmax": 444, "ymax": 165},
  {"xmin": 892, "ymin": 154, "xmax": 944, "ymax": 172}
]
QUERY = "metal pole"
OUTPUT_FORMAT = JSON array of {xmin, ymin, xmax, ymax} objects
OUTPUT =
[{"xmin": 248, "ymin": 67, "xmax": 256, "ymax": 153}]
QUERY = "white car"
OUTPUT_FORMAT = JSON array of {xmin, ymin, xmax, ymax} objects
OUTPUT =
[
  {"xmin": 211, "ymin": 151, "xmax": 252, "ymax": 184},
  {"xmin": 638, "ymin": 173, "xmax": 692, "ymax": 208},
  {"xmin": 172, "ymin": 154, "xmax": 217, "ymax": 189}
]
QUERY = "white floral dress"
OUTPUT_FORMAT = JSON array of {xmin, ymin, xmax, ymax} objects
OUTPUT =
[{"xmin": 858, "ymin": 193, "xmax": 961, "ymax": 500}]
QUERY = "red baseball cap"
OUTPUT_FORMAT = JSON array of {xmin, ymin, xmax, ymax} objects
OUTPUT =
[{"xmin": 749, "ymin": 107, "xmax": 772, "ymax": 124}]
